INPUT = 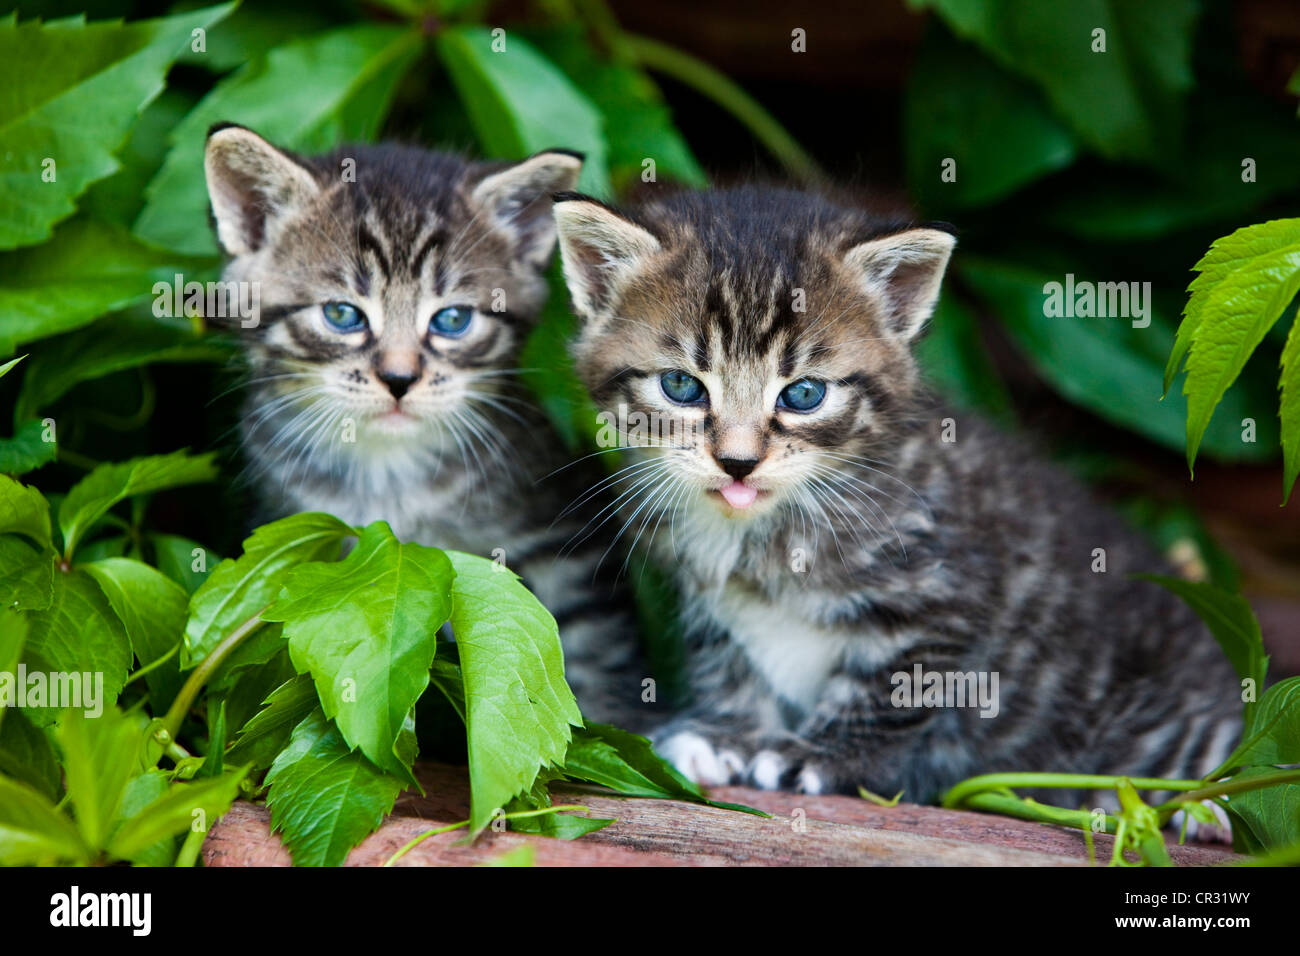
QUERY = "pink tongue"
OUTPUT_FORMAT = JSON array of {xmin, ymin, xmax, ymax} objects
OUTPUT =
[{"xmin": 720, "ymin": 481, "xmax": 758, "ymax": 509}]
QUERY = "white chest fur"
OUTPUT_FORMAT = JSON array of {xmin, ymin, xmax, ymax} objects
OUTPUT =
[{"xmin": 709, "ymin": 584, "xmax": 858, "ymax": 714}]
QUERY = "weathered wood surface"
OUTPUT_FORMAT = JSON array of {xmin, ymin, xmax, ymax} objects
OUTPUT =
[{"xmin": 203, "ymin": 762, "xmax": 1240, "ymax": 867}]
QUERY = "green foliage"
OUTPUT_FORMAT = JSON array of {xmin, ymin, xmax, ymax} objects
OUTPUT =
[
  {"xmin": 444, "ymin": 550, "xmax": 580, "ymax": 834},
  {"xmin": 0, "ymin": 461, "xmax": 732, "ymax": 865},
  {"xmin": 0, "ymin": 4, "xmax": 236, "ymax": 250},
  {"xmin": 946, "ymin": 577, "xmax": 1300, "ymax": 860},
  {"xmin": 910, "ymin": 0, "xmax": 1198, "ymax": 164},
  {"xmin": 264, "ymin": 708, "xmax": 407, "ymax": 868},
  {"xmin": 136, "ymin": 22, "xmax": 423, "ymax": 256},
  {"xmin": 0, "ymin": 702, "xmax": 244, "ymax": 866},
  {"xmin": 267, "ymin": 522, "xmax": 452, "ymax": 783},
  {"xmin": 1164, "ymin": 218, "xmax": 1300, "ymax": 500},
  {"xmin": 906, "ymin": 0, "xmax": 1300, "ymax": 484},
  {"xmin": 437, "ymin": 26, "xmax": 611, "ymax": 197}
]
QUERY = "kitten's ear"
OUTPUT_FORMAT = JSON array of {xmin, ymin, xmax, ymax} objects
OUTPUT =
[
  {"xmin": 470, "ymin": 150, "xmax": 584, "ymax": 269},
  {"xmin": 552, "ymin": 195, "xmax": 661, "ymax": 319},
  {"xmin": 204, "ymin": 124, "xmax": 320, "ymax": 256},
  {"xmin": 843, "ymin": 226, "xmax": 956, "ymax": 342}
]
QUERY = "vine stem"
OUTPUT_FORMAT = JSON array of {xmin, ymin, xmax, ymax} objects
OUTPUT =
[
  {"xmin": 571, "ymin": 0, "xmax": 824, "ymax": 185},
  {"xmin": 161, "ymin": 609, "xmax": 268, "ymax": 741},
  {"xmin": 382, "ymin": 805, "xmax": 594, "ymax": 866},
  {"xmin": 618, "ymin": 33, "xmax": 826, "ymax": 185},
  {"xmin": 941, "ymin": 772, "xmax": 1203, "ymax": 809},
  {"xmin": 1151, "ymin": 768, "xmax": 1300, "ymax": 815}
]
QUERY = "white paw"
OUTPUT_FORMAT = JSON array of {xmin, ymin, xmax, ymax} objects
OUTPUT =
[
  {"xmin": 796, "ymin": 765, "xmax": 826, "ymax": 795},
  {"xmin": 655, "ymin": 731, "xmax": 736, "ymax": 786},
  {"xmin": 1172, "ymin": 801, "xmax": 1233, "ymax": 844},
  {"xmin": 749, "ymin": 750, "xmax": 788, "ymax": 790}
]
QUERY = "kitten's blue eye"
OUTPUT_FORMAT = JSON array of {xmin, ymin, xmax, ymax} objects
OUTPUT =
[
  {"xmin": 321, "ymin": 301, "xmax": 366, "ymax": 333},
  {"xmin": 430, "ymin": 305, "xmax": 474, "ymax": 337},
  {"xmin": 660, "ymin": 370, "xmax": 706, "ymax": 405},
  {"xmin": 778, "ymin": 378, "xmax": 826, "ymax": 412}
]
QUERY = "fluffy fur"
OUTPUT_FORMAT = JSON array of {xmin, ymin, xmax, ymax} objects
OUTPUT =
[
  {"xmin": 203, "ymin": 125, "xmax": 652, "ymax": 726},
  {"xmin": 553, "ymin": 185, "xmax": 1242, "ymax": 805}
]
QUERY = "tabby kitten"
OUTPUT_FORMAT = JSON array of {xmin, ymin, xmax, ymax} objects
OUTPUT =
[
  {"xmin": 552, "ymin": 186, "xmax": 1241, "ymax": 804},
  {"xmin": 202, "ymin": 124, "xmax": 649, "ymax": 725}
]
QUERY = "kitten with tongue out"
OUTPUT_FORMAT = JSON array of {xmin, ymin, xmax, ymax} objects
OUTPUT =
[{"xmin": 550, "ymin": 187, "xmax": 1242, "ymax": 817}]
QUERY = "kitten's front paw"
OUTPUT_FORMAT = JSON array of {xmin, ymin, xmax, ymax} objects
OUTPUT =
[
  {"xmin": 746, "ymin": 749, "xmax": 829, "ymax": 794},
  {"xmin": 1171, "ymin": 801, "xmax": 1233, "ymax": 844},
  {"xmin": 653, "ymin": 730, "xmax": 746, "ymax": 786}
]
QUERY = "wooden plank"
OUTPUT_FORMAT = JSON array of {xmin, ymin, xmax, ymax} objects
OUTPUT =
[{"xmin": 203, "ymin": 761, "xmax": 1241, "ymax": 867}]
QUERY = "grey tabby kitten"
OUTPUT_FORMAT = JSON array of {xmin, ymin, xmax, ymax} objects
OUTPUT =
[
  {"xmin": 551, "ymin": 186, "xmax": 1241, "ymax": 804},
  {"xmin": 202, "ymin": 124, "xmax": 649, "ymax": 725}
]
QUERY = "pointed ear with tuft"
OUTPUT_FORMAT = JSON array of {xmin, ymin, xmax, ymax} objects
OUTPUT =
[
  {"xmin": 552, "ymin": 196, "xmax": 661, "ymax": 320},
  {"xmin": 204, "ymin": 124, "xmax": 321, "ymax": 256},
  {"xmin": 470, "ymin": 150, "xmax": 584, "ymax": 269},
  {"xmin": 842, "ymin": 227, "xmax": 956, "ymax": 342}
]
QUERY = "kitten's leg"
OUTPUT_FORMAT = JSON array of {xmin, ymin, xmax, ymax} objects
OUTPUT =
[
  {"xmin": 648, "ymin": 629, "xmax": 779, "ymax": 786},
  {"xmin": 732, "ymin": 667, "xmax": 963, "ymax": 799}
]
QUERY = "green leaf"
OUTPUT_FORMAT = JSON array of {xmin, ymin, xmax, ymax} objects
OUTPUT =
[
  {"xmin": 22, "ymin": 568, "xmax": 132, "ymax": 728},
  {"xmin": 0, "ymin": 419, "xmax": 57, "ymax": 476},
  {"xmin": 226, "ymin": 673, "xmax": 319, "ymax": 771},
  {"xmin": 437, "ymin": 25, "xmax": 611, "ymax": 197},
  {"xmin": 0, "ymin": 3, "xmax": 237, "ymax": 249},
  {"xmin": 0, "ymin": 219, "xmax": 216, "ymax": 355},
  {"xmin": 0, "ymin": 707, "xmax": 61, "ymax": 802},
  {"xmin": 1165, "ymin": 219, "xmax": 1300, "ymax": 395},
  {"xmin": 1281, "ymin": 312, "xmax": 1300, "ymax": 503},
  {"xmin": 0, "ymin": 775, "xmax": 88, "ymax": 866},
  {"xmin": 134, "ymin": 23, "xmax": 422, "ymax": 256},
  {"xmin": 107, "ymin": 770, "xmax": 245, "ymax": 863},
  {"xmin": 565, "ymin": 722, "xmax": 761, "ymax": 814},
  {"xmin": 0, "ymin": 474, "xmax": 52, "ymax": 547},
  {"xmin": 959, "ymin": 256, "xmax": 1279, "ymax": 460},
  {"xmin": 1217, "ymin": 677, "xmax": 1300, "ymax": 772},
  {"xmin": 56, "ymin": 706, "xmax": 141, "ymax": 849},
  {"xmin": 1223, "ymin": 767, "xmax": 1300, "ymax": 850},
  {"xmin": 1135, "ymin": 575, "xmax": 1267, "ymax": 693},
  {"xmin": 526, "ymin": 24, "xmax": 706, "ymax": 190},
  {"xmin": 904, "ymin": 23, "xmax": 1075, "ymax": 209},
  {"xmin": 150, "ymin": 532, "xmax": 217, "ymax": 595},
  {"xmin": 82, "ymin": 557, "xmax": 187, "ymax": 709},
  {"xmin": 264, "ymin": 708, "xmax": 406, "ymax": 867},
  {"xmin": 265, "ymin": 521, "xmax": 451, "ymax": 783},
  {"xmin": 1180, "ymin": 231, "xmax": 1300, "ymax": 472},
  {"xmin": 107, "ymin": 769, "xmax": 173, "ymax": 865},
  {"xmin": 184, "ymin": 512, "xmax": 354, "ymax": 667},
  {"xmin": 911, "ymin": 0, "xmax": 1199, "ymax": 164},
  {"xmin": 0, "ymin": 355, "xmax": 24, "ymax": 379},
  {"xmin": 15, "ymin": 313, "xmax": 231, "ymax": 423},
  {"xmin": 175, "ymin": 2, "xmax": 340, "ymax": 73},
  {"xmin": 478, "ymin": 844, "xmax": 537, "ymax": 866},
  {"xmin": 0, "ymin": 608, "xmax": 26, "ymax": 734},
  {"xmin": 0, "ymin": 535, "xmax": 54, "ymax": 611},
  {"xmin": 59, "ymin": 450, "xmax": 218, "ymax": 559},
  {"xmin": 507, "ymin": 808, "xmax": 614, "ymax": 840},
  {"xmin": 444, "ymin": 550, "xmax": 581, "ymax": 834}
]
